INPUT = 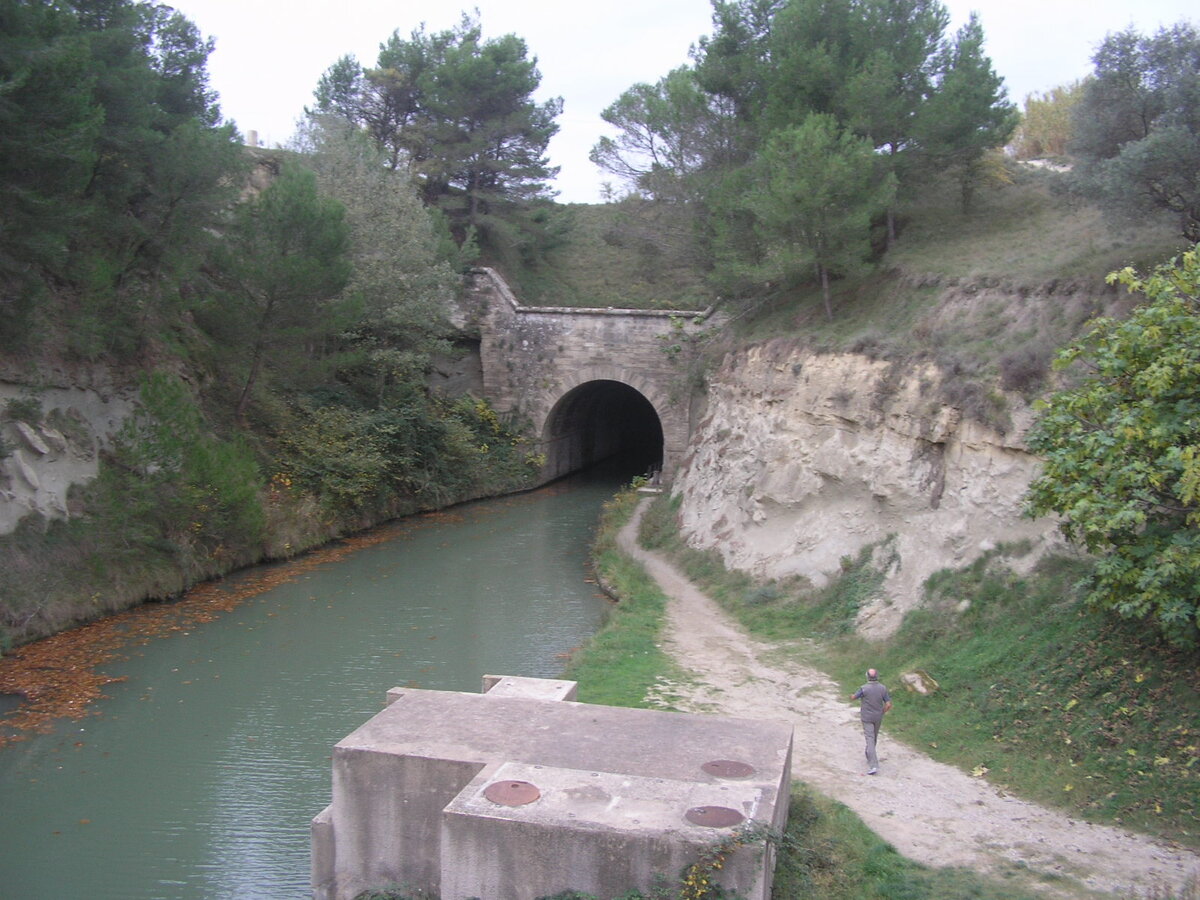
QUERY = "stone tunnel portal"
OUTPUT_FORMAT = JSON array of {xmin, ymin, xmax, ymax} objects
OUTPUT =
[{"xmin": 542, "ymin": 380, "xmax": 664, "ymax": 482}]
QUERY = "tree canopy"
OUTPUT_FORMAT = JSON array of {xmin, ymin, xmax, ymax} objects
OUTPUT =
[
  {"xmin": 591, "ymin": 0, "xmax": 1014, "ymax": 313},
  {"xmin": 589, "ymin": 66, "xmax": 724, "ymax": 204},
  {"xmin": 1026, "ymin": 248, "xmax": 1200, "ymax": 648},
  {"xmin": 0, "ymin": 0, "xmax": 242, "ymax": 348},
  {"xmin": 912, "ymin": 13, "xmax": 1018, "ymax": 211},
  {"xmin": 748, "ymin": 114, "xmax": 896, "ymax": 318},
  {"xmin": 311, "ymin": 12, "xmax": 562, "ymax": 249},
  {"xmin": 1012, "ymin": 81, "xmax": 1085, "ymax": 160},
  {"xmin": 1070, "ymin": 23, "xmax": 1200, "ymax": 242},
  {"xmin": 295, "ymin": 117, "xmax": 459, "ymax": 402},
  {"xmin": 213, "ymin": 164, "xmax": 351, "ymax": 421}
]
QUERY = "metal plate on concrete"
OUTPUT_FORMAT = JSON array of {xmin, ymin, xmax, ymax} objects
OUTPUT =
[
  {"xmin": 685, "ymin": 805, "xmax": 745, "ymax": 828},
  {"xmin": 483, "ymin": 780, "xmax": 541, "ymax": 806},
  {"xmin": 702, "ymin": 759, "xmax": 756, "ymax": 778}
]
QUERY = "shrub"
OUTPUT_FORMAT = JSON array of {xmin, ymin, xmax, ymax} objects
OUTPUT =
[
  {"xmin": 997, "ymin": 342, "xmax": 1052, "ymax": 395},
  {"xmin": 1026, "ymin": 248, "xmax": 1200, "ymax": 646},
  {"xmin": 3, "ymin": 396, "xmax": 42, "ymax": 424}
]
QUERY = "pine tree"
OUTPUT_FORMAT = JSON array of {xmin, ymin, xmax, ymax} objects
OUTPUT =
[{"xmin": 311, "ymin": 13, "xmax": 562, "ymax": 246}]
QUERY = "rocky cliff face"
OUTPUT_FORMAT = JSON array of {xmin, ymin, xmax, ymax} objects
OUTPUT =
[
  {"xmin": 672, "ymin": 340, "xmax": 1062, "ymax": 637},
  {"xmin": 0, "ymin": 368, "xmax": 136, "ymax": 535}
]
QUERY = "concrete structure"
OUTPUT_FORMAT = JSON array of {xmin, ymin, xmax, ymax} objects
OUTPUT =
[
  {"xmin": 312, "ymin": 676, "xmax": 793, "ymax": 900},
  {"xmin": 471, "ymin": 269, "xmax": 722, "ymax": 484}
]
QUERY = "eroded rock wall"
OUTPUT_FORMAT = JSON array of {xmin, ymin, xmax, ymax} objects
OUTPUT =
[
  {"xmin": 672, "ymin": 341, "xmax": 1062, "ymax": 637},
  {"xmin": 0, "ymin": 370, "xmax": 136, "ymax": 535}
]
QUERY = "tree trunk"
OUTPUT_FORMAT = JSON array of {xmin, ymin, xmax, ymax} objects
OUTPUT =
[
  {"xmin": 960, "ymin": 161, "xmax": 977, "ymax": 213},
  {"xmin": 820, "ymin": 264, "xmax": 833, "ymax": 321},
  {"xmin": 235, "ymin": 298, "xmax": 274, "ymax": 423},
  {"xmin": 235, "ymin": 340, "xmax": 265, "ymax": 424}
]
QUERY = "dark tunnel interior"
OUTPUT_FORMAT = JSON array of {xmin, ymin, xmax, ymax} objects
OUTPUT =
[{"xmin": 542, "ymin": 380, "xmax": 664, "ymax": 481}]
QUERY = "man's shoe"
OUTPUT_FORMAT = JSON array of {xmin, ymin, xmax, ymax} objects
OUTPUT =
[{"xmin": 866, "ymin": 768, "xmax": 878, "ymax": 775}]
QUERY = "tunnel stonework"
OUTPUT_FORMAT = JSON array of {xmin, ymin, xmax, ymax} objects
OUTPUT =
[{"xmin": 472, "ymin": 268, "xmax": 720, "ymax": 483}]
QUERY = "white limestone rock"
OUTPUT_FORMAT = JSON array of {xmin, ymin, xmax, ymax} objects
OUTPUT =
[
  {"xmin": 672, "ymin": 345, "xmax": 1061, "ymax": 638},
  {"xmin": 15, "ymin": 420, "xmax": 49, "ymax": 455},
  {"xmin": 12, "ymin": 449, "xmax": 40, "ymax": 490},
  {"xmin": 901, "ymin": 670, "xmax": 940, "ymax": 694}
]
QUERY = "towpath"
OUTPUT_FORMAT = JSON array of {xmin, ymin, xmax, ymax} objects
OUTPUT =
[{"xmin": 617, "ymin": 499, "xmax": 1199, "ymax": 899}]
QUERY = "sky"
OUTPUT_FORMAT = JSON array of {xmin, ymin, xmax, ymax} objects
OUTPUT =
[{"xmin": 168, "ymin": 0, "xmax": 1198, "ymax": 203}]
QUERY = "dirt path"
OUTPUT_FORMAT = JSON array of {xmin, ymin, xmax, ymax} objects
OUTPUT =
[{"xmin": 618, "ymin": 499, "xmax": 1199, "ymax": 898}]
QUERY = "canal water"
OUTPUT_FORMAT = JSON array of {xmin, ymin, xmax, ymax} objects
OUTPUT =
[{"xmin": 0, "ymin": 472, "xmax": 622, "ymax": 899}]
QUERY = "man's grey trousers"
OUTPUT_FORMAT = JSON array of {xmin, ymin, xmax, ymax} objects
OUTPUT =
[{"xmin": 862, "ymin": 720, "xmax": 881, "ymax": 770}]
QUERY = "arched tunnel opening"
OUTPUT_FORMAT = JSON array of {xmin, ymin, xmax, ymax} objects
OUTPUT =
[{"xmin": 542, "ymin": 380, "xmax": 664, "ymax": 482}]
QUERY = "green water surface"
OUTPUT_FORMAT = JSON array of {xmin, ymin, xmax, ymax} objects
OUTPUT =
[{"xmin": 0, "ymin": 474, "xmax": 619, "ymax": 899}]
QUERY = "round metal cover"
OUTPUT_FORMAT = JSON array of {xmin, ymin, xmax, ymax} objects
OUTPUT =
[
  {"xmin": 483, "ymin": 780, "xmax": 541, "ymax": 806},
  {"xmin": 702, "ymin": 759, "xmax": 756, "ymax": 778},
  {"xmin": 685, "ymin": 805, "xmax": 745, "ymax": 828}
]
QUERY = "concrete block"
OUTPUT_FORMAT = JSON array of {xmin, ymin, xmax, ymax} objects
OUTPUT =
[
  {"xmin": 328, "ymin": 744, "xmax": 487, "ymax": 899},
  {"xmin": 315, "ymin": 679, "xmax": 792, "ymax": 900},
  {"xmin": 441, "ymin": 761, "xmax": 771, "ymax": 900},
  {"xmin": 483, "ymin": 674, "xmax": 578, "ymax": 701},
  {"xmin": 311, "ymin": 805, "xmax": 335, "ymax": 900}
]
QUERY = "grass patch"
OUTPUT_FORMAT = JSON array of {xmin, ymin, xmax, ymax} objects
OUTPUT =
[
  {"xmin": 639, "ymin": 494, "xmax": 890, "ymax": 641},
  {"xmin": 886, "ymin": 164, "xmax": 1187, "ymax": 283},
  {"xmin": 772, "ymin": 787, "xmax": 1045, "ymax": 900},
  {"xmin": 508, "ymin": 164, "xmax": 1187, "ymax": 331},
  {"xmin": 564, "ymin": 487, "xmax": 682, "ymax": 708},
  {"xmin": 500, "ymin": 203, "xmax": 717, "ymax": 311},
  {"xmin": 510, "ymin": 165, "xmax": 1184, "ymax": 318}
]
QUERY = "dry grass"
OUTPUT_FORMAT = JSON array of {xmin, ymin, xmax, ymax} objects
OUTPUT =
[
  {"xmin": 499, "ymin": 202, "xmax": 717, "ymax": 310},
  {"xmin": 887, "ymin": 163, "xmax": 1188, "ymax": 282},
  {"xmin": 508, "ymin": 162, "xmax": 1187, "ymax": 322}
]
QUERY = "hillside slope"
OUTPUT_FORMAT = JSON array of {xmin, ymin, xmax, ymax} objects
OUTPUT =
[{"xmin": 620, "ymin": 500, "xmax": 1200, "ymax": 898}]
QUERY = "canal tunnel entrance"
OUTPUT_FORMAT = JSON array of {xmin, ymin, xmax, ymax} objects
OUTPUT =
[{"xmin": 541, "ymin": 380, "xmax": 664, "ymax": 482}]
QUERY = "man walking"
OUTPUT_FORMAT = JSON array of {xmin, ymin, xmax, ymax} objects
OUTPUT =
[{"xmin": 851, "ymin": 668, "xmax": 892, "ymax": 775}]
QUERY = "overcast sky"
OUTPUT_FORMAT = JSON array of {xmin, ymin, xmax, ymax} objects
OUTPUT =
[{"xmin": 168, "ymin": 0, "xmax": 1197, "ymax": 203}]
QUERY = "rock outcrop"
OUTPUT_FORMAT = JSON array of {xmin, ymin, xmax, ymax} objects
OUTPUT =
[
  {"xmin": 0, "ymin": 370, "xmax": 136, "ymax": 535},
  {"xmin": 672, "ymin": 341, "xmax": 1063, "ymax": 637}
]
